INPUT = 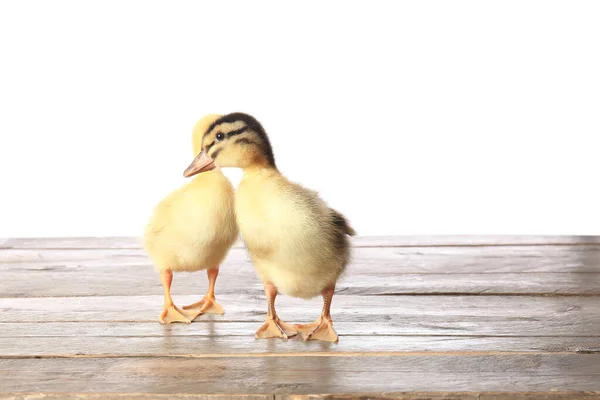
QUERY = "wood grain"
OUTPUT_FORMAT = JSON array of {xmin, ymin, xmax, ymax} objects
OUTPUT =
[
  {"xmin": 1, "ymin": 355, "xmax": 599, "ymax": 393},
  {"xmin": 0, "ymin": 395, "xmax": 273, "ymax": 400},
  {"xmin": 2, "ymin": 320, "xmax": 598, "ymax": 340},
  {"xmin": 2, "ymin": 236, "xmax": 600, "ymax": 397},
  {"xmin": 3, "ymin": 245, "xmax": 600, "ymax": 272},
  {"xmin": 1, "ymin": 334, "xmax": 598, "ymax": 357},
  {"xmin": 2, "ymin": 245, "xmax": 599, "ymax": 297},
  {"xmin": 285, "ymin": 393, "xmax": 600, "ymax": 400},
  {"xmin": 3, "ymin": 266, "xmax": 600, "ymax": 297},
  {"xmin": 0, "ymin": 295, "xmax": 597, "ymax": 336},
  {"xmin": 351, "ymin": 235, "xmax": 600, "ymax": 248},
  {"xmin": 2, "ymin": 235, "xmax": 599, "ymax": 250},
  {"xmin": 2, "ymin": 392, "xmax": 600, "ymax": 400}
]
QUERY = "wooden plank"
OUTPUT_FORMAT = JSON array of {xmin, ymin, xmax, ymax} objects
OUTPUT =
[
  {"xmin": 2, "ymin": 235, "xmax": 599, "ymax": 250},
  {"xmin": 0, "ymin": 395, "xmax": 272, "ymax": 400},
  {"xmin": 2, "ymin": 245, "xmax": 599, "ymax": 297},
  {"xmin": 354, "ymin": 235, "xmax": 600, "ymax": 247},
  {"xmin": 0, "ymin": 295, "xmax": 598, "ymax": 337},
  {"xmin": 3, "ymin": 322, "xmax": 599, "ymax": 354},
  {"xmin": 335, "ymin": 273, "xmax": 600, "ymax": 295},
  {"xmin": 1, "ymin": 334, "xmax": 598, "ymax": 357},
  {"xmin": 1, "ymin": 355, "xmax": 599, "ymax": 393},
  {"xmin": 3, "ymin": 321, "xmax": 597, "ymax": 341},
  {"xmin": 3, "ymin": 245, "xmax": 599, "ymax": 273},
  {"xmin": 0, "ymin": 242, "xmax": 600, "ymax": 297},
  {"xmin": 0, "ymin": 320, "xmax": 597, "ymax": 341},
  {"xmin": 478, "ymin": 394, "xmax": 600, "ymax": 400},
  {"xmin": 0, "ymin": 248, "xmax": 153, "ymax": 266},
  {"xmin": 2, "ymin": 264, "xmax": 600, "ymax": 297},
  {"xmin": 2, "ymin": 392, "xmax": 600, "ymax": 400},
  {"xmin": 285, "ymin": 393, "xmax": 600, "ymax": 400},
  {"xmin": 0, "ymin": 236, "xmax": 146, "ymax": 250}
]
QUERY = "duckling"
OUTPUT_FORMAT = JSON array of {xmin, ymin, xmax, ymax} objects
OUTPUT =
[
  {"xmin": 144, "ymin": 114, "xmax": 238, "ymax": 324},
  {"xmin": 183, "ymin": 112, "xmax": 355, "ymax": 342}
]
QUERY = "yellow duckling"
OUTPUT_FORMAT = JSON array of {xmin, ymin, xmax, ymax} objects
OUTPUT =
[
  {"xmin": 183, "ymin": 112, "xmax": 355, "ymax": 342},
  {"xmin": 144, "ymin": 114, "xmax": 238, "ymax": 324}
]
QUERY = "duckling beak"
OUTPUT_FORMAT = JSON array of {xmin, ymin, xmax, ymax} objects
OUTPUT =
[{"xmin": 183, "ymin": 150, "xmax": 215, "ymax": 177}]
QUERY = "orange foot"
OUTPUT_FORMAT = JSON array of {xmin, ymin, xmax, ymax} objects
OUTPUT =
[
  {"xmin": 159, "ymin": 304, "xmax": 197, "ymax": 324},
  {"xmin": 182, "ymin": 296, "xmax": 224, "ymax": 321},
  {"xmin": 296, "ymin": 317, "xmax": 339, "ymax": 342},
  {"xmin": 255, "ymin": 317, "xmax": 298, "ymax": 339}
]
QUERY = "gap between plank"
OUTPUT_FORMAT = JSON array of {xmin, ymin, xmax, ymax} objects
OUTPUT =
[
  {"xmin": 2, "ymin": 321, "xmax": 600, "ymax": 338},
  {"xmin": 2, "ymin": 292, "xmax": 599, "ymax": 299},
  {"xmin": 3, "ymin": 332, "xmax": 600, "ymax": 339},
  {"xmin": 364, "ymin": 292, "xmax": 600, "ymax": 297},
  {"xmin": 2, "ymin": 242, "xmax": 599, "ymax": 250},
  {"xmin": 2, "ymin": 239, "xmax": 600, "ymax": 251},
  {"xmin": 2, "ymin": 392, "xmax": 600, "ymax": 400},
  {"xmin": 1, "ymin": 350, "xmax": 598, "ymax": 360}
]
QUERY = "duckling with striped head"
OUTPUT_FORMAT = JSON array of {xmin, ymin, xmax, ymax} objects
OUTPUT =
[{"xmin": 184, "ymin": 112, "xmax": 355, "ymax": 342}]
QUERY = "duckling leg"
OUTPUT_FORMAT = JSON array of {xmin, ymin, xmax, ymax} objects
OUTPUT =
[
  {"xmin": 159, "ymin": 270, "xmax": 194, "ymax": 324},
  {"xmin": 295, "ymin": 285, "xmax": 339, "ymax": 342},
  {"xmin": 182, "ymin": 267, "xmax": 225, "ymax": 319},
  {"xmin": 255, "ymin": 283, "xmax": 297, "ymax": 339}
]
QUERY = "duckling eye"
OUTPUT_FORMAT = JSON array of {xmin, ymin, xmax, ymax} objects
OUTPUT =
[{"xmin": 216, "ymin": 132, "xmax": 225, "ymax": 141}]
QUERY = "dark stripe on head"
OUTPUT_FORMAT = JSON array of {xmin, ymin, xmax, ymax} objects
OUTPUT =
[
  {"xmin": 204, "ymin": 141, "xmax": 216, "ymax": 154},
  {"xmin": 226, "ymin": 127, "xmax": 247, "ymax": 138},
  {"xmin": 204, "ymin": 112, "xmax": 276, "ymax": 168},
  {"xmin": 235, "ymin": 137, "xmax": 259, "ymax": 146},
  {"xmin": 210, "ymin": 148, "xmax": 222, "ymax": 160}
]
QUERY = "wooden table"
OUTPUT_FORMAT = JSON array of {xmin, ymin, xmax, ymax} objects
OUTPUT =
[{"xmin": 1, "ymin": 236, "xmax": 600, "ymax": 399}]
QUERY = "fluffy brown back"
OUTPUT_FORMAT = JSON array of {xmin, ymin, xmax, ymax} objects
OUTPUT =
[{"xmin": 330, "ymin": 208, "xmax": 356, "ymax": 236}]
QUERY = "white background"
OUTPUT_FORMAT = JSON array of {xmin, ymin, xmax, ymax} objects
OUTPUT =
[{"xmin": 1, "ymin": 1, "xmax": 599, "ymax": 238}]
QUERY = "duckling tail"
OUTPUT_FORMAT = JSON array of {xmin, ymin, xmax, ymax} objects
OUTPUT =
[{"xmin": 330, "ymin": 208, "xmax": 356, "ymax": 236}]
